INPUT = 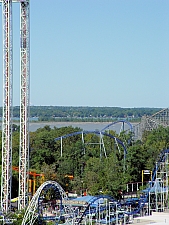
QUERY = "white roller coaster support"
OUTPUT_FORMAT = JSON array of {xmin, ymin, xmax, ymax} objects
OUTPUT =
[
  {"xmin": 19, "ymin": 0, "xmax": 30, "ymax": 210},
  {"xmin": 61, "ymin": 136, "xmax": 63, "ymax": 156},
  {"xmin": 81, "ymin": 132, "xmax": 85, "ymax": 154},
  {"xmin": 115, "ymin": 137, "xmax": 121, "ymax": 154},
  {"xmin": 119, "ymin": 122, "xmax": 124, "ymax": 133},
  {"xmin": 22, "ymin": 181, "xmax": 69, "ymax": 225},
  {"xmin": 81, "ymin": 131, "xmax": 84, "ymax": 143},
  {"xmin": 100, "ymin": 132, "xmax": 107, "ymax": 158},
  {"xmin": 1, "ymin": 0, "xmax": 13, "ymax": 213}
]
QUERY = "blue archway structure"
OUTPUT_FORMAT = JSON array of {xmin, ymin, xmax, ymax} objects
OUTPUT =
[{"xmin": 54, "ymin": 130, "xmax": 127, "ymax": 156}]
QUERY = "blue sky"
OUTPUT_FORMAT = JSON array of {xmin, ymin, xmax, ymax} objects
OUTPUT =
[{"xmin": 0, "ymin": 0, "xmax": 169, "ymax": 108}]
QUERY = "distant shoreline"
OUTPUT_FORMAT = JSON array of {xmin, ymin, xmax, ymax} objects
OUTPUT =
[
  {"xmin": 14, "ymin": 121, "xmax": 138, "ymax": 125},
  {"xmin": 27, "ymin": 121, "xmax": 138, "ymax": 132}
]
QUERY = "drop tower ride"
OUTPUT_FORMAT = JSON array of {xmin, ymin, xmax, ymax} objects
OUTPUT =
[{"xmin": 1, "ymin": 0, "xmax": 30, "ymax": 213}]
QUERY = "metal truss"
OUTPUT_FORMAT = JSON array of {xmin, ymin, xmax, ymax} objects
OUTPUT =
[
  {"xmin": 134, "ymin": 108, "xmax": 169, "ymax": 140},
  {"xmin": 155, "ymin": 152, "xmax": 169, "ymax": 210},
  {"xmin": 148, "ymin": 151, "xmax": 169, "ymax": 214},
  {"xmin": 0, "ymin": 0, "xmax": 30, "ymax": 212},
  {"xmin": 151, "ymin": 108, "xmax": 169, "ymax": 126},
  {"xmin": 1, "ymin": 0, "xmax": 13, "ymax": 214},
  {"xmin": 18, "ymin": 0, "xmax": 30, "ymax": 210},
  {"xmin": 21, "ymin": 181, "xmax": 69, "ymax": 225},
  {"xmin": 141, "ymin": 115, "xmax": 162, "ymax": 131}
]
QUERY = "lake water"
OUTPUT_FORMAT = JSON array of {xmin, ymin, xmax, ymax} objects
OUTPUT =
[
  {"xmin": 27, "ymin": 121, "xmax": 133, "ymax": 133},
  {"xmin": 0, "ymin": 121, "xmax": 136, "ymax": 133}
]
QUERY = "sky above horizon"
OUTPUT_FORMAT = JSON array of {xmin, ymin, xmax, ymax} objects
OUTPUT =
[{"xmin": 0, "ymin": 0, "xmax": 169, "ymax": 108}]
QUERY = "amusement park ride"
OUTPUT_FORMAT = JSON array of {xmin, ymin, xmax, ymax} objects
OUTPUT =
[
  {"xmin": 0, "ymin": 0, "xmax": 30, "ymax": 213},
  {"xmin": 1, "ymin": 0, "xmax": 169, "ymax": 224}
]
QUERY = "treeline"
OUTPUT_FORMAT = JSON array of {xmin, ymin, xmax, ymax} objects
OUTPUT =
[
  {"xmin": 0, "ymin": 124, "xmax": 169, "ymax": 199},
  {"xmin": 0, "ymin": 106, "xmax": 162, "ymax": 122}
]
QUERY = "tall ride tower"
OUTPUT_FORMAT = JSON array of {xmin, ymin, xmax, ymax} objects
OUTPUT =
[
  {"xmin": 19, "ymin": 0, "xmax": 30, "ymax": 210},
  {"xmin": 1, "ymin": 0, "xmax": 30, "ymax": 213},
  {"xmin": 1, "ymin": 0, "xmax": 13, "ymax": 213}
]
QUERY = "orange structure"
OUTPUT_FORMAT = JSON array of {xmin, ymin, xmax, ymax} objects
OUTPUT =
[
  {"xmin": 12, "ymin": 166, "xmax": 45, "ymax": 196},
  {"xmin": 64, "ymin": 174, "xmax": 74, "ymax": 180}
]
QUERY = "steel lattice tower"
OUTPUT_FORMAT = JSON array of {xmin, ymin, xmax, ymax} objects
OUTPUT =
[
  {"xmin": 1, "ymin": 0, "xmax": 13, "ymax": 213},
  {"xmin": 1, "ymin": 0, "xmax": 30, "ymax": 213},
  {"xmin": 19, "ymin": 0, "xmax": 30, "ymax": 210}
]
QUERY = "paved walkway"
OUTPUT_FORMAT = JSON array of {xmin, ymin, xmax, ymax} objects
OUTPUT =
[{"xmin": 132, "ymin": 211, "xmax": 169, "ymax": 225}]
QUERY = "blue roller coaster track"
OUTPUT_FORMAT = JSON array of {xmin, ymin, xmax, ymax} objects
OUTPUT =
[
  {"xmin": 101, "ymin": 120, "xmax": 133, "ymax": 145},
  {"xmin": 54, "ymin": 129, "xmax": 169, "ymax": 216},
  {"xmin": 77, "ymin": 195, "xmax": 116, "ymax": 224},
  {"xmin": 54, "ymin": 130, "xmax": 127, "ymax": 156},
  {"xmin": 127, "ymin": 148, "xmax": 169, "ymax": 215},
  {"xmin": 75, "ymin": 149, "xmax": 169, "ymax": 221},
  {"xmin": 101, "ymin": 120, "xmax": 133, "ymax": 133},
  {"xmin": 22, "ymin": 148, "xmax": 169, "ymax": 224}
]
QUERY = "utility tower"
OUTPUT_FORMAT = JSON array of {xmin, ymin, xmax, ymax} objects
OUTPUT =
[{"xmin": 1, "ymin": 0, "xmax": 30, "ymax": 213}]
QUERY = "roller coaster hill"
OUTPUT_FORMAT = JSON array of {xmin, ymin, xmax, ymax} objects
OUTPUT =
[
  {"xmin": 1, "ymin": 112, "xmax": 168, "ymax": 224},
  {"xmin": 1, "ymin": 0, "xmax": 169, "ymax": 222},
  {"xmin": 22, "ymin": 110, "xmax": 169, "ymax": 225},
  {"xmin": 22, "ymin": 150, "xmax": 169, "ymax": 224}
]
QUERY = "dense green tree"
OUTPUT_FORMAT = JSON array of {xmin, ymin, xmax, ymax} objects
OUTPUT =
[
  {"xmin": 125, "ymin": 144, "xmax": 146, "ymax": 182},
  {"xmin": 1, "ymin": 121, "xmax": 169, "ymax": 202}
]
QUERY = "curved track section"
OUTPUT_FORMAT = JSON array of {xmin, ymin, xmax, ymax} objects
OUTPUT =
[
  {"xmin": 54, "ymin": 130, "xmax": 127, "ymax": 155},
  {"xmin": 21, "ymin": 150, "xmax": 169, "ymax": 223},
  {"xmin": 101, "ymin": 120, "xmax": 133, "ymax": 145},
  {"xmin": 101, "ymin": 120, "xmax": 133, "ymax": 133},
  {"xmin": 152, "ymin": 148, "xmax": 169, "ymax": 181},
  {"xmin": 78, "ymin": 195, "xmax": 116, "ymax": 224},
  {"xmin": 22, "ymin": 181, "xmax": 69, "ymax": 225}
]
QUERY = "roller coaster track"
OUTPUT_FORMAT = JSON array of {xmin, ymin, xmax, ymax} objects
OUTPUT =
[
  {"xmin": 54, "ymin": 130, "xmax": 127, "ymax": 156},
  {"xmin": 22, "ymin": 181, "xmax": 71, "ymax": 225},
  {"xmin": 101, "ymin": 120, "xmax": 133, "ymax": 133},
  {"xmin": 77, "ymin": 195, "xmax": 116, "ymax": 224},
  {"xmin": 152, "ymin": 148, "xmax": 169, "ymax": 180},
  {"xmin": 21, "ymin": 148, "xmax": 169, "ymax": 224},
  {"xmin": 101, "ymin": 120, "xmax": 134, "ymax": 145},
  {"xmin": 127, "ymin": 148, "xmax": 169, "ymax": 215},
  {"xmin": 22, "ymin": 122, "xmax": 169, "ymax": 223},
  {"xmin": 134, "ymin": 108, "xmax": 169, "ymax": 140}
]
